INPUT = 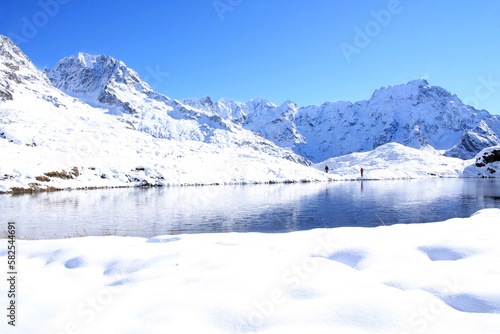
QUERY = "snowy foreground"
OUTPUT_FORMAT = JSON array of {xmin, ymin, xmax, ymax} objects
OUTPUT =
[{"xmin": 2, "ymin": 209, "xmax": 500, "ymax": 334}]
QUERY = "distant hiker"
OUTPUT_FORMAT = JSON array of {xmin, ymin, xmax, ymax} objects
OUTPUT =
[
  {"xmin": 325, "ymin": 165, "xmax": 329, "ymax": 173},
  {"xmin": 360, "ymin": 168, "xmax": 364, "ymax": 177}
]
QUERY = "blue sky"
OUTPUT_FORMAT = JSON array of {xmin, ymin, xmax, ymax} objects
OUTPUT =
[{"xmin": 1, "ymin": 0, "xmax": 500, "ymax": 114}]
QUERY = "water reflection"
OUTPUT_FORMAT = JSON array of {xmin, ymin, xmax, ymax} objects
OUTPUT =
[{"xmin": 1, "ymin": 178, "xmax": 499, "ymax": 238}]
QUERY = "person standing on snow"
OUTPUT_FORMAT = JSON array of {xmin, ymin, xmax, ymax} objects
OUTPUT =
[
  {"xmin": 360, "ymin": 168, "xmax": 364, "ymax": 177},
  {"xmin": 325, "ymin": 165, "xmax": 329, "ymax": 173}
]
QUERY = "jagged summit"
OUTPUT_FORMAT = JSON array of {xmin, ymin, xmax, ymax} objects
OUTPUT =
[
  {"xmin": 369, "ymin": 78, "xmax": 458, "ymax": 103},
  {"xmin": 371, "ymin": 79, "xmax": 430, "ymax": 97},
  {"xmin": 76, "ymin": 52, "xmax": 112, "ymax": 68},
  {"xmin": 47, "ymin": 52, "xmax": 151, "ymax": 93},
  {"xmin": 45, "ymin": 52, "xmax": 170, "ymax": 114}
]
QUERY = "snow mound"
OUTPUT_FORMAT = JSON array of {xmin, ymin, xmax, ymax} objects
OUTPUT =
[
  {"xmin": 463, "ymin": 146, "xmax": 500, "ymax": 177},
  {"xmin": 316, "ymin": 143, "xmax": 470, "ymax": 179}
]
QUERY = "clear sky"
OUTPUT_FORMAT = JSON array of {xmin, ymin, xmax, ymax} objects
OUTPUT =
[{"xmin": 1, "ymin": 0, "xmax": 499, "ymax": 114}]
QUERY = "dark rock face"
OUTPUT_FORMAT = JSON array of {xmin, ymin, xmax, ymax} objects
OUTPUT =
[
  {"xmin": 483, "ymin": 150, "xmax": 500, "ymax": 163},
  {"xmin": 476, "ymin": 149, "xmax": 500, "ymax": 167},
  {"xmin": 0, "ymin": 88, "xmax": 13, "ymax": 101}
]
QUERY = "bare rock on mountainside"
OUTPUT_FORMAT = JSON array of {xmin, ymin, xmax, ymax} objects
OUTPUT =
[
  {"xmin": 444, "ymin": 121, "xmax": 500, "ymax": 159},
  {"xmin": 463, "ymin": 146, "xmax": 500, "ymax": 177}
]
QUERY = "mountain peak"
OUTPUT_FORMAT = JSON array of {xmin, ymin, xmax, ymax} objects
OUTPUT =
[
  {"xmin": 370, "ymin": 79, "xmax": 442, "ymax": 102},
  {"xmin": 247, "ymin": 98, "xmax": 277, "ymax": 109},
  {"xmin": 75, "ymin": 53, "xmax": 118, "ymax": 68},
  {"xmin": 407, "ymin": 78, "xmax": 430, "ymax": 87},
  {"xmin": 45, "ymin": 52, "xmax": 172, "ymax": 114},
  {"xmin": 47, "ymin": 52, "xmax": 156, "ymax": 96}
]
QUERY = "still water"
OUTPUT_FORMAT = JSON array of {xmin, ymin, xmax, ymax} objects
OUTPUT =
[{"xmin": 1, "ymin": 178, "xmax": 499, "ymax": 239}]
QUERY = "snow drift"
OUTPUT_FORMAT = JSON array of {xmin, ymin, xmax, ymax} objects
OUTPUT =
[{"xmin": 1, "ymin": 209, "xmax": 499, "ymax": 333}]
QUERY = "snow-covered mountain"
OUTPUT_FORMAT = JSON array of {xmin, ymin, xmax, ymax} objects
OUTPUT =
[
  {"xmin": 44, "ymin": 52, "xmax": 170, "ymax": 113},
  {"xmin": 45, "ymin": 51, "xmax": 500, "ymax": 163},
  {"xmin": 292, "ymin": 80, "xmax": 499, "ymax": 161},
  {"xmin": 444, "ymin": 120, "xmax": 500, "ymax": 159},
  {"xmin": 181, "ymin": 97, "xmax": 307, "ymax": 148},
  {"xmin": 44, "ymin": 47, "xmax": 500, "ymax": 164},
  {"xmin": 2, "ymin": 34, "xmax": 500, "ymax": 193},
  {"xmin": 0, "ymin": 35, "xmax": 329, "ymax": 193},
  {"xmin": 44, "ymin": 54, "xmax": 310, "ymax": 165},
  {"xmin": 181, "ymin": 80, "xmax": 500, "ymax": 162}
]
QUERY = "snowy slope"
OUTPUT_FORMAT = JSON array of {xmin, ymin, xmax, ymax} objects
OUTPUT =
[
  {"xmin": 315, "ymin": 143, "xmax": 471, "ymax": 180},
  {"xmin": 0, "ymin": 35, "xmax": 328, "ymax": 193},
  {"xmin": 2, "ymin": 209, "xmax": 500, "ymax": 333},
  {"xmin": 444, "ymin": 121, "xmax": 500, "ymax": 159}
]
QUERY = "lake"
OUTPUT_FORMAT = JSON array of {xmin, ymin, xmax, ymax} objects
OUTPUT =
[{"xmin": 1, "ymin": 178, "xmax": 499, "ymax": 239}]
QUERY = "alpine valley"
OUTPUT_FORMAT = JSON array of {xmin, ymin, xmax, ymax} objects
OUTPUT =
[{"xmin": 1, "ymin": 35, "xmax": 500, "ymax": 193}]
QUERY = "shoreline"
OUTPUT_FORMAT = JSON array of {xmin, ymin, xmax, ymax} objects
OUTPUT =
[{"xmin": 1, "ymin": 173, "xmax": 497, "ymax": 195}]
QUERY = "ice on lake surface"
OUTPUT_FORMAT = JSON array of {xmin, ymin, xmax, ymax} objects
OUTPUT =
[{"xmin": 1, "ymin": 178, "xmax": 499, "ymax": 238}]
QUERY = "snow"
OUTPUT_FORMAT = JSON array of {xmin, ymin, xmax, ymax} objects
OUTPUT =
[
  {"xmin": 0, "ymin": 35, "xmax": 328, "ymax": 193},
  {"xmin": 3, "ymin": 34, "xmax": 500, "ymax": 195},
  {"xmin": 316, "ymin": 143, "xmax": 471, "ymax": 180},
  {"xmin": 0, "ymin": 76, "xmax": 328, "ymax": 192},
  {"xmin": 1, "ymin": 208, "xmax": 500, "ymax": 333},
  {"xmin": 463, "ymin": 146, "xmax": 500, "ymax": 177},
  {"xmin": 43, "ymin": 45, "xmax": 500, "ymax": 163},
  {"xmin": 2, "ymin": 35, "xmax": 500, "ymax": 333}
]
